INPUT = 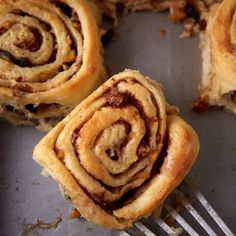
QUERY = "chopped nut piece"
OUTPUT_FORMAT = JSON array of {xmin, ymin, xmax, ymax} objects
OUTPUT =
[
  {"xmin": 104, "ymin": 89, "xmax": 127, "ymax": 108},
  {"xmin": 158, "ymin": 28, "xmax": 166, "ymax": 37},
  {"xmin": 199, "ymin": 19, "xmax": 207, "ymax": 31},
  {"xmin": 137, "ymin": 143, "xmax": 150, "ymax": 157}
]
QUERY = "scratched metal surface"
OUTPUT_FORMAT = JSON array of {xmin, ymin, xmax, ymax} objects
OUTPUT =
[{"xmin": 0, "ymin": 12, "xmax": 236, "ymax": 236}]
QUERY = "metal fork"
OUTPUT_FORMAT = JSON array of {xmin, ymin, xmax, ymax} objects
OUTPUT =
[{"xmin": 120, "ymin": 178, "xmax": 235, "ymax": 236}]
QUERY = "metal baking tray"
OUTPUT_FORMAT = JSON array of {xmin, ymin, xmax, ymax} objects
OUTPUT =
[{"xmin": 0, "ymin": 12, "xmax": 235, "ymax": 236}]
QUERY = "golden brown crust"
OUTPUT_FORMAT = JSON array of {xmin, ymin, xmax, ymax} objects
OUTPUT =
[
  {"xmin": 0, "ymin": 0, "xmax": 106, "ymax": 129},
  {"xmin": 113, "ymin": 115, "xmax": 199, "ymax": 220},
  {"xmin": 33, "ymin": 70, "xmax": 199, "ymax": 229},
  {"xmin": 199, "ymin": 0, "xmax": 236, "ymax": 113}
]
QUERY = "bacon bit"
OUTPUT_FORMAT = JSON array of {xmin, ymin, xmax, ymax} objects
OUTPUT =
[
  {"xmin": 69, "ymin": 208, "xmax": 81, "ymax": 219},
  {"xmin": 104, "ymin": 89, "xmax": 127, "ymax": 108},
  {"xmin": 137, "ymin": 143, "xmax": 150, "ymax": 157},
  {"xmin": 192, "ymin": 100, "xmax": 209, "ymax": 112}
]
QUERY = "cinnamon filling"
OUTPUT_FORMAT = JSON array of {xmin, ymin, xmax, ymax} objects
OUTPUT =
[
  {"xmin": 71, "ymin": 131, "xmax": 79, "ymax": 146},
  {"xmin": 0, "ymin": 22, "xmax": 14, "ymax": 35},
  {"xmin": 75, "ymin": 135, "xmax": 168, "ymax": 213},
  {"xmin": 104, "ymin": 87, "xmax": 156, "ymax": 148},
  {"xmin": 0, "ymin": 49, "xmax": 32, "ymax": 67},
  {"xmin": 137, "ymin": 142, "xmax": 151, "ymax": 157},
  {"xmin": 64, "ymin": 85, "xmax": 167, "ymax": 213},
  {"xmin": 55, "ymin": 1, "xmax": 73, "ymax": 17},
  {"xmin": 104, "ymin": 88, "xmax": 128, "ymax": 108},
  {"xmin": 15, "ymin": 27, "xmax": 42, "ymax": 52},
  {"xmin": 105, "ymin": 147, "xmax": 121, "ymax": 161}
]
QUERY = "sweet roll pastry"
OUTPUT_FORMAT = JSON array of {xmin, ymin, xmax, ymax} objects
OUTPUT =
[
  {"xmin": 199, "ymin": 0, "xmax": 236, "ymax": 113},
  {"xmin": 33, "ymin": 70, "xmax": 199, "ymax": 229},
  {"xmin": 0, "ymin": 0, "xmax": 106, "ymax": 129},
  {"xmin": 95, "ymin": 0, "xmax": 188, "ymax": 25}
]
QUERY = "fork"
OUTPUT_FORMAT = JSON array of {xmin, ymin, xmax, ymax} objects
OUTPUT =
[{"xmin": 120, "ymin": 178, "xmax": 235, "ymax": 236}]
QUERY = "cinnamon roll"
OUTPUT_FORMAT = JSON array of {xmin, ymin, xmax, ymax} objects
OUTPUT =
[
  {"xmin": 199, "ymin": 0, "xmax": 236, "ymax": 113},
  {"xmin": 0, "ymin": 0, "xmax": 106, "ymax": 129},
  {"xmin": 33, "ymin": 70, "xmax": 199, "ymax": 229},
  {"xmin": 95, "ymin": 0, "xmax": 188, "ymax": 25},
  {"xmin": 94, "ymin": 0, "xmax": 220, "ymax": 26}
]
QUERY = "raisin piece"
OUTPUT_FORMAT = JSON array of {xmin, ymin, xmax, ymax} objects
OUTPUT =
[
  {"xmin": 199, "ymin": 19, "xmax": 207, "ymax": 31},
  {"xmin": 0, "ymin": 50, "xmax": 31, "ymax": 67},
  {"xmin": 102, "ymin": 29, "xmax": 114, "ymax": 47},
  {"xmin": 185, "ymin": 5, "xmax": 200, "ymax": 22},
  {"xmin": 192, "ymin": 101, "xmax": 209, "ymax": 112},
  {"xmin": 0, "ymin": 50, "xmax": 13, "ymax": 62},
  {"xmin": 25, "ymin": 104, "xmax": 38, "ymax": 114},
  {"xmin": 57, "ymin": 2, "xmax": 72, "ymax": 17},
  {"xmin": 5, "ymin": 105, "xmax": 15, "ymax": 112},
  {"xmin": 15, "ymin": 57, "xmax": 31, "ymax": 67}
]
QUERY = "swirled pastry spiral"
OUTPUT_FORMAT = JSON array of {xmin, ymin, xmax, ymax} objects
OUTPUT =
[
  {"xmin": 33, "ymin": 70, "xmax": 199, "ymax": 229},
  {"xmin": 0, "ymin": 0, "xmax": 106, "ymax": 129},
  {"xmin": 199, "ymin": 0, "xmax": 236, "ymax": 113}
]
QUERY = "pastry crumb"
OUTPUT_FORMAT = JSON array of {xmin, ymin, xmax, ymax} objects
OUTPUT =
[
  {"xmin": 158, "ymin": 28, "xmax": 166, "ymax": 37},
  {"xmin": 69, "ymin": 208, "xmax": 81, "ymax": 218},
  {"xmin": 191, "ymin": 100, "xmax": 209, "ymax": 112},
  {"xmin": 231, "ymin": 164, "xmax": 236, "ymax": 172}
]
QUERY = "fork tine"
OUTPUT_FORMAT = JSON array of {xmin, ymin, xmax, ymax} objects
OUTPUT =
[
  {"xmin": 123, "ymin": 179, "xmax": 234, "ymax": 236},
  {"xmin": 134, "ymin": 222, "xmax": 156, "ymax": 236},
  {"xmin": 185, "ymin": 178, "xmax": 235, "ymax": 236},
  {"xmin": 177, "ymin": 195, "xmax": 217, "ymax": 236},
  {"xmin": 152, "ymin": 218, "xmax": 175, "ymax": 235},
  {"xmin": 124, "ymin": 223, "xmax": 147, "ymax": 236},
  {"xmin": 120, "ymin": 231, "xmax": 131, "ymax": 236},
  {"xmin": 164, "ymin": 203, "xmax": 199, "ymax": 236}
]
